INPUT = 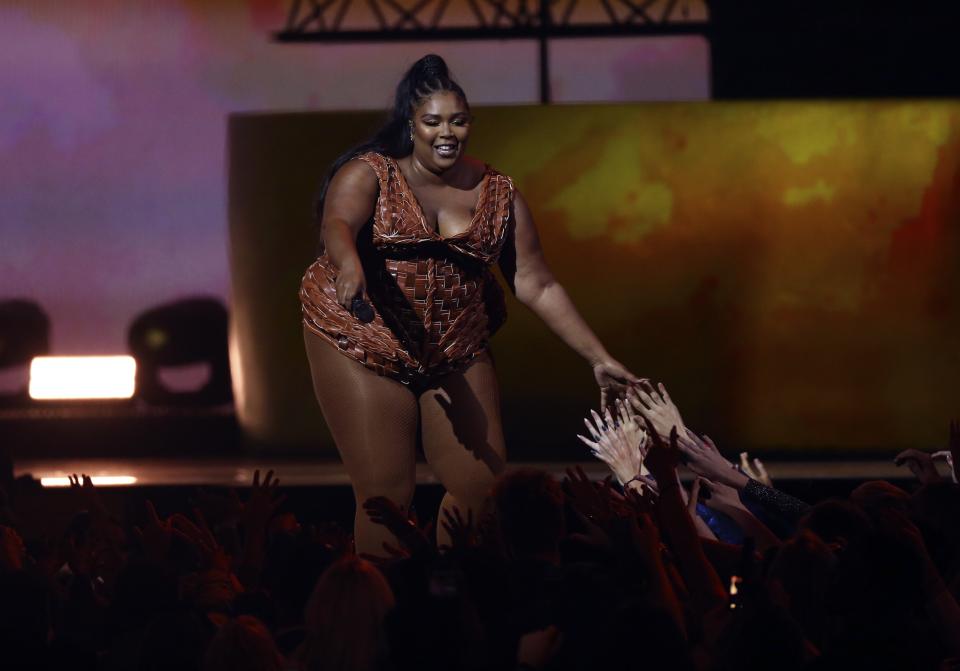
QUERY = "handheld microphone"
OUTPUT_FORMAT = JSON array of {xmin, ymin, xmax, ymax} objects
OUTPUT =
[{"xmin": 350, "ymin": 296, "xmax": 375, "ymax": 323}]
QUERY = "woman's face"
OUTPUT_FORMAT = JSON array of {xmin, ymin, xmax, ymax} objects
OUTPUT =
[{"xmin": 410, "ymin": 90, "xmax": 470, "ymax": 171}]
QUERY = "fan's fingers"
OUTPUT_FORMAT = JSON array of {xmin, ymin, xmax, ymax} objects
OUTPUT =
[
  {"xmin": 577, "ymin": 434, "xmax": 600, "ymax": 451},
  {"xmin": 145, "ymin": 500, "xmax": 162, "ymax": 526},
  {"xmin": 603, "ymin": 405, "xmax": 615, "ymax": 429},
  {"xmin": 590, "ymin": 409, "xmax": 606, "ymax": 433},
  {"xmin": 584, "ymin": 417, "xmax": 601, "ymax": 440},
  {"xmin": 192, "ymin": 508, "xmax": 216, "ymax": 544}
]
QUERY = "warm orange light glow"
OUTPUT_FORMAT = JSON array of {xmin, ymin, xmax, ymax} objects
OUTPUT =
[
  {"xmin": 40, "ymin": 475, "xmax": 138, "ymax": 487},
  {"xmin": 29, "ymin": 356, "xmax": 136, "ymax": 400}
]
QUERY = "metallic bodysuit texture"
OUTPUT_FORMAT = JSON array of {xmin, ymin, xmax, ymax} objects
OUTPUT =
[{"xmin": 300, "ymin": 152, "xmax": 515, "ymax": 385}]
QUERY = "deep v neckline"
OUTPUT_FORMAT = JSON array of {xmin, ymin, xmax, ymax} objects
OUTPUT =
[{"xmin": 390, "ymin": 156, "xmax": 491, "ymax": 241}]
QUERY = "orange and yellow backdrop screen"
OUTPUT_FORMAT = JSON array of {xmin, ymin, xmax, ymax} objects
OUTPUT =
[{"xmin": 230, "ymin": 101, "xmax": 960, "ymax": 457}]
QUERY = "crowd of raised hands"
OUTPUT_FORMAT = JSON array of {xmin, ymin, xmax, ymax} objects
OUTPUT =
[{"xmin": 2, "ymin": 410, "xmax": 960, "ymax": 670}]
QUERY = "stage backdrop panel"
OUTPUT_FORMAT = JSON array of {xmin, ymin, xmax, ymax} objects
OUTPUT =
[{"xmin": 228, "ymin": 102, "xmax": 960, "ymax": 457}]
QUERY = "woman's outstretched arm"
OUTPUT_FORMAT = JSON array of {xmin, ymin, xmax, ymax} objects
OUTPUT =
[
  {"xmin": 319, "ymin": 159, "xmax": 379, "ymax": 308},
  {"xmin": 499, "ymin": 190, "xmax": 641, "ymax": 402}
]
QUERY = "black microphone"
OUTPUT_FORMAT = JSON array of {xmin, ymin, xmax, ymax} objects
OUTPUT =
[{"xmin": 350, "ymin": 296, "xmax": 375, "ymax": 323}]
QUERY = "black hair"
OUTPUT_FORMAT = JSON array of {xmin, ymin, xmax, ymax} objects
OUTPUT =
[{"xmin": 313, "ymin": 54, "xmax": 468, "ymax": 226}]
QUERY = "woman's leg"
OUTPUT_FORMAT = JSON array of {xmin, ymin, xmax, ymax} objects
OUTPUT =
[
  {"xmin": 418, "ymin": 351, "xmax": 507, "ymax": 547},
  {"xmin": 303, "ymin": 326, "xmax": 419, "ymax": 555}
]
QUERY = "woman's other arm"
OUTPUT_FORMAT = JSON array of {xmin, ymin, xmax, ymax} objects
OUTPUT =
[
  {"xmin": 498, "ymin": 190, "xmax": 640, "ymax": 401},
  {"xmin": 320, "ymin": 159, "xmax": 378, "ymax": 308}
]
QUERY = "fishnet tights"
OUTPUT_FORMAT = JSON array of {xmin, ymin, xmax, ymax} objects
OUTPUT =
[{"xmin": 303, "ymin": 326, "xmax": 506, "ymax": 555}]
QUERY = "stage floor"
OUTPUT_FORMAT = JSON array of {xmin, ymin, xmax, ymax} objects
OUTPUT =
[{"xmin": 13, "ymin": 456, "xmax": 909, "ymax": 488}]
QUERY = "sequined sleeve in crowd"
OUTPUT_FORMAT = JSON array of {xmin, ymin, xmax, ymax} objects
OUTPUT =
[{"xmin": 741, "ymin": 479, "xmax": 812, "ymax": 538}]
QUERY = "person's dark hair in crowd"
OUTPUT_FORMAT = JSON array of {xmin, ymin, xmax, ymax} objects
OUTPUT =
[
  {"xmin": 299, "ymin": 555, "xmax": 395, "ymax": 671},
  {"xmin": 493, "ymin": 468, "xmax": 565, "ymax": 562},
  {"xmin": 202, "ymin": 615, "xmax": 283, "ymax": 671}
]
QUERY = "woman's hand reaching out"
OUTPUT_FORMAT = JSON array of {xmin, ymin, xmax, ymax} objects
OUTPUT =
[{"xmin": 593, "ymin": 358, "xmax": 643, "ymax": 409}]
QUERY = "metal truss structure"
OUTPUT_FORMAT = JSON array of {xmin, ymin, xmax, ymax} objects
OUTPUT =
[{"xmin": 274, "ymin": 0, "xmax": 710, "ymax": 101}]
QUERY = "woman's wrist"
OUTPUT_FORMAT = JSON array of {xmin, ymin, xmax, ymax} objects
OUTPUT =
[{"xmin": 587, "ymin": 349, "xmax": 612, "ymax": 368}]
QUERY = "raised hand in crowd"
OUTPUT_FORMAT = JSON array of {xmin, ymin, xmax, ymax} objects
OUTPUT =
[
  {"xmin": 644, "ymin": 422, "xmax": 728, "ymax": 612},
  {"xmin": 894, "ymin": 421, "xmax": 960, "ymax": 485},
  {"xmin": 68, "ymin": 473, "xmax": 106, "ymax": 516},
  {"xmin": 440, "ymin": 505, "xmax": 478, "ymax": 552},
  {"xmin": 65, "ymin": 474, "xmax": 127, "ymax": 589},
  {"xmin": 613, "ymin": 505, "xmax": 689, "ymax": 637},
  {"xmin": 563, "ymin": 466, "xmax": 626, "ymax": 531},
  {"xmin": 241, "ymin": 469, "xmax": 287, "ymax": 532},
  {"xmin": 679, "ymin": 433, "xmax": 749, "ymax": 489},
  {"xmin": 933, "ymin": 419, "xmax": 959, "ymax": 483},
  {"xmin": 951, "ymin": 419, "xmax": 960, "ymax": 481},
  {"xmin": 643, "ymin": 423, "xmax": 682, "ymax": 485},
  {"xmin": 694, "ymin": 477, "xmax": 781, "ymax": 551},
  {"xmin": 882, "ymin": 509, "xmax": 960, "ymax": 657},
  {"xmin": 171, "ymin": 508, "xmax": 232, "ymax": 572},
  {"xmin": 896, "ymin": 448, "xmax": 945, "ymax": 485},
  {"xmin": 191, "ymin": 486, "xmax": 244, "ymax": 528},
  {"xmin": 578, "ymin": 400, "xmax": 649, "ymax": 488},
  {"xmin": 169, "ymin": 507, "xmax": 245, "ymax": 612},
  {"xmin": 0, "ymin": 524, "xmax": 25, "ymax": 572},
  {"xmin": 362, "ymin": 495, "xmax": 435, "ymax": 560},
  {"xmin": 628, "ymin": 382, "xmax": 691, "ymax": 442},
  {"xmin": 739, "ymin": 451, "xmax": 772, "ymax": 487},
  {"xmin": 135, "ymin": 500, "xmax": 172, "ymax": 564},
  {"xmin": 517, "ymin": 625, "xmax": 563, "ymax": 671},
  {"xmin": 69, "ymin": 473, "xmax": 126, "ymax": 550}
]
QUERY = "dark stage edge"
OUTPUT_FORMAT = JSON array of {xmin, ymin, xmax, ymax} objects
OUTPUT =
[{"xmin": 14, "ymin": 457, "xmax": 911, "ymax": 488}]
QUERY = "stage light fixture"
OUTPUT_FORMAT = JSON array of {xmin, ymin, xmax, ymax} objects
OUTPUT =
[
  {"xmin": 40, "ymin": 475, "xmax": 137, "ymax": 487},
  {"xmin": 128, "ymin": 297, "xmax": 232, "ymax": 406},
  {"xmin": 29, "ymin": 355, "xmax": 137, "ymax": 400}
]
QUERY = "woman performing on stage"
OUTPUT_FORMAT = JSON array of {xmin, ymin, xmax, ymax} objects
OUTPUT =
[{"xmin": 301, "ymin": 55, "xmax": 640, "ymax": 554}]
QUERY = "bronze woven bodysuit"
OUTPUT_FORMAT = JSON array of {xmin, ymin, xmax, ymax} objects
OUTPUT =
[{"xmin": 300, "ymin": 152, "xmax": 515, "ymax": 386}]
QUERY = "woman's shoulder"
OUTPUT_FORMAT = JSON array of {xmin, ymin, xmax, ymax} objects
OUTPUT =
[
  {"xmin": 463, "ymin": 155, "xmax": 513, "ymax": 185},
  {"xmin": 473, "ymin": 158, "xmax": 515, "ymax": 195},
  {"xmin": 327, "ymin": 156, "xmax": 381, "ymax": 198},
  {"xmin": 351, "ymin": 150, "xmax": 390, "ymax": 170},
  {"xmin": 337, "ymin": 152, "xmax": 388, "ymax": 185}
]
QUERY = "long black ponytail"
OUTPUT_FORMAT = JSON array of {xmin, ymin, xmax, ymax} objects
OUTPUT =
[{"xmin": 313, "ymin": 54, "xmax": 469, "ymax": 227}]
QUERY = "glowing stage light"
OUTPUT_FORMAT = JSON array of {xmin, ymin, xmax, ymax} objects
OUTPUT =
[
  {"xmin": 40, "ymin": 475, "xmax": 138, "ymax": 487},
  {"xmin": 29, "ymin": 355, "xmax": 136, "ymax": 400}
]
